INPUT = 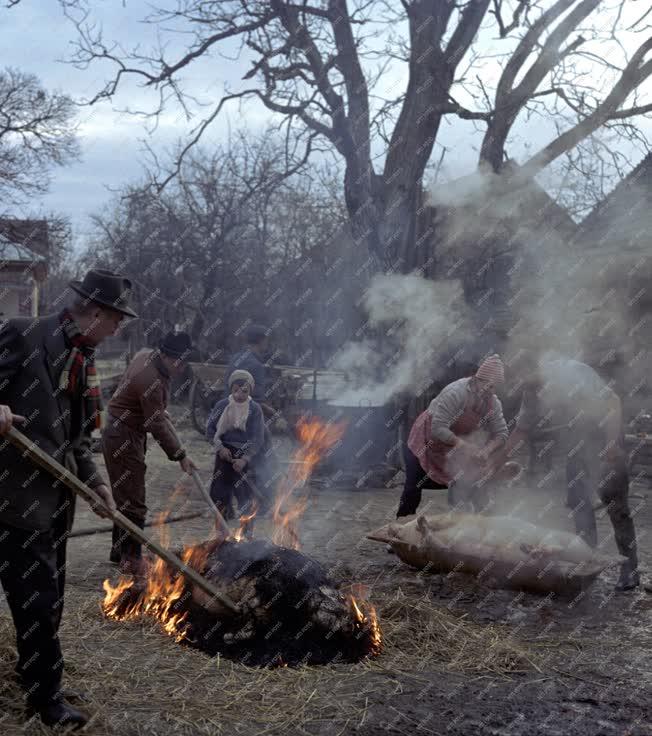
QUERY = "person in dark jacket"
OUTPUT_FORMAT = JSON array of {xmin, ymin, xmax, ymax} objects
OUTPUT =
[
  {"xmin": 224, "ymin": 324, "xmax": 285, "ymax": 508},
  {"xmin": 224, "ymin": 324, "xmax": 273, "ymax": 415},
  {"xmin": 207, "ymin": 369, "xmax": 265, "ymax": 520},
  {"xmin": 0, "ymin": 268, "xmax": 133, "ymax": 729}
]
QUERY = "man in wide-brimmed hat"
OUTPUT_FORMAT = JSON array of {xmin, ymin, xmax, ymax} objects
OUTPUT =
[
  {"xmin": 103, "ymin": 330, "xmax": 198, "ymax": 574},
  {"xmin": 0, "ymin": 268, "xmax": 135, "ymax": 728}
]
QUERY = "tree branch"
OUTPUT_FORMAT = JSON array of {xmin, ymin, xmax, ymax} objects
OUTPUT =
[
  {"xmin": 495, "ymin": 0, "xmax": 577, "ymax": 103},
  {"xmin": 481, "ymin": 0, "xmax": 601, "ymax": 170},
  {"xmin": 522, "ymin": 36, "xmax": 652, "ymax": 176},
  {"xmin": 608, "ymin": 102, "xmax": 652, "ymax": 120},
  {"xmin": 490, "ymin": 0, "xmax": 531, "ymax": 38},
  {"xmin": 446, "ymin": 0, "xmax": 493, "ymax": 64}
]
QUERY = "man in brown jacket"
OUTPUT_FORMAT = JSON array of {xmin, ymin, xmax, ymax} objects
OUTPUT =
[
  {"xmin": 0, "ymin": 268, "xmax": 134, "ymax": 728},
  {"xmin": 103, "ymin": 331, "xmax": 197, "ymax": 573}
]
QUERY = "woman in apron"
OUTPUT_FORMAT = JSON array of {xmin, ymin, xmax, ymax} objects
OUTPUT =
[{"xmin": 396, "ymin": 354, "xmax": 508, "ymax": 516}]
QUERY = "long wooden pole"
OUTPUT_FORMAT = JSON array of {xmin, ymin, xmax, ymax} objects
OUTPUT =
[
  {"xmin": 69, "ymin": 510, "xmax": 207, "ymax": 538},
  {"xmin": 7, "ymin": 427, "xmax": 239, "ymax": 614},
  {"xmin": 190, "ymin": 469, "xmax": 231, "ymax": 538},
  {"xmin": 163, "ymin": 416, "xmax": 232, "ymax": 538}
]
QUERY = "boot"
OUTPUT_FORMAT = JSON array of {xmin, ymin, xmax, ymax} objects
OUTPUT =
[
  {"xmin": 615, "ymin": 565, "xmax": 640, "ymax": 592},
  {"xmin": 31, "ymin": 699, "xmax": 89, "ymax": 730},
  {"xmin": 59, "ymin": 688, "xmax": 89, "ymax": 703}
]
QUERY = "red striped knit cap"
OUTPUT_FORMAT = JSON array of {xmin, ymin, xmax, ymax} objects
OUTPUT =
[{"xmin": 476, "ymin": 354, "xmax": 505, "ymax": 384}]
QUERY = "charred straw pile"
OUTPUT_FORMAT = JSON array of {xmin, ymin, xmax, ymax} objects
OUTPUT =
[{"xmin": 105, "ymin": 538, "xmax": 380, "ymax": 667}]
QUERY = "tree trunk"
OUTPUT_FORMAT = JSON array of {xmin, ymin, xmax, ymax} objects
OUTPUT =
[{"xmin": 346, "ymin": 173, "xmax": 422, "ymax": 275}]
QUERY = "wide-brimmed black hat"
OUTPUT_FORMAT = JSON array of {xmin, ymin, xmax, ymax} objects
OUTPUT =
[
  {"xmin": 159, "ymin": 331, "xmax": 193, "ymax": 359},
  {"xmin": 69, "ymin": 268, "xmax": 138, "ymax": 318}
]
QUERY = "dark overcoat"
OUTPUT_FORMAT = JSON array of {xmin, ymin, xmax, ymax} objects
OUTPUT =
[{"xmin": 0, "ymin": 314, "xmax": 105, "ymax": 531}]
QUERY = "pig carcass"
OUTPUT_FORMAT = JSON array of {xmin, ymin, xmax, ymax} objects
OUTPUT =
[{"xmin": 368, "ymin": 513, "xmax": 625, "ymax": 595}]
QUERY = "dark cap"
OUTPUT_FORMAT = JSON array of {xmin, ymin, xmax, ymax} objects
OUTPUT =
[{"xmin": 160, "ymin": 331, "xmax": 193, "ymax": 359}]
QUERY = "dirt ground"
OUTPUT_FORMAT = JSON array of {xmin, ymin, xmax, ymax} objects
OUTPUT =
[{"xmin": 1, "ymin": 407, "xmax": 651, "ymax": 736}]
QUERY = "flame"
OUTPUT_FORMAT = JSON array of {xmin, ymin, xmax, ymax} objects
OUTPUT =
[
  {"xmin": 349, "ymin": 594, "xmax": 382, "ymax": 656},
  {"xmin": 234, "ymin": 502, "xmax": 258, "ymax": 542},
  {"xmin": 102, "ymin": 510, "xmax": 211, "ymax": 642},
  {"xmin": 101, "ymin": 417, "xmax": 387, "ymax": 657},
  {"xmin": 271, "ymin": 416, "xmax": 346, "ymax": 549}
]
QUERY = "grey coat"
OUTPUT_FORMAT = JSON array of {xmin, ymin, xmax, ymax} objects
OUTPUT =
[{"xmin": 0, "ymin": 314, "xmax": 105, "ymax": 531}]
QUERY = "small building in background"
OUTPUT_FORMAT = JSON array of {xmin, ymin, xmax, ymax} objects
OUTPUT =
[{"xmin": 0, "ymin": 219, "xmax": 49, "ymax": 317}]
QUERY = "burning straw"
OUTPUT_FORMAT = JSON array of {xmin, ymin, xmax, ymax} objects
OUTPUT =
[{"xmin": 100, "ymin": 417, "xmax": 370, "ymax": 667}]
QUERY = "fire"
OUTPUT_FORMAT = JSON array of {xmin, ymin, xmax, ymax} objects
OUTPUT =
[
  {"xmin": 102, "ymin": 510, "xmax": 211, "ymax": 642},
  {"xmin": 234, "ymin": 503, "xmax": 258, "ymax": 542},
  {"xmin": 271, "ymin": 416, "xmax": 346, "ymax": 549},
  {"xmin": 349, "ymin": 594, "xmax": 382, "ymax": 656},
  {"xmin": 101, "ymin": 416, "xmax": 385, "ymax": 656}
]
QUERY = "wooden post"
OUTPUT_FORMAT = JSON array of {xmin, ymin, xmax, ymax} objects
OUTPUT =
[{"xmin": 7, "ymin": 427, "xmax": 239, "ymax": 613}]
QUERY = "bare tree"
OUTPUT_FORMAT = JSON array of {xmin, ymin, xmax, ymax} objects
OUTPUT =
[
  {"xmin": 59, "ymin": 1, "xmax": 651, "ymax": 269},
  {"xmin": 85, "ymin": 130, "xmax": 350, "ymax": 359},
  {"xmin": 0, "ymin": 68, "xmax": 79, "ymax": 206}
]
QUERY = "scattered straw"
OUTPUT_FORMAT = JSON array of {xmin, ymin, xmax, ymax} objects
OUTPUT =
[{"xmin": 0, "ymin": 582, "xmax": 546, "ymax": 736}]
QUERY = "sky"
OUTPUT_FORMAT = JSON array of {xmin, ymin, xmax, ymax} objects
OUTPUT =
[{"xmin": 1, "ymin": 0, "xmax": 650, "ymax": 246}]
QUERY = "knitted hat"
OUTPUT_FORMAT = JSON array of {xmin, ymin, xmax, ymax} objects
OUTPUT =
[
  {"xmin": 228, "ymin": 369, "xmax": 255, "ymax": 391},
  {"xmin": 476, "ymin": 354, "xmax": 505, "ymax": 384}
]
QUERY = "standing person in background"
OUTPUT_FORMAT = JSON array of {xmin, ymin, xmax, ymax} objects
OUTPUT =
[
  {"xmin": 207, "ymin": 370, "xmax": 265, "ymax": 521},
  {"xmin": 0, "ymin": 268, "xmax": 128, "ymax": 728},
  {"xmin": 224, "ymin": 324, "xmax": 285, "ymax": 510},
  {"xmin": 500, "ymin": 352, "xmax": 639, "ymax": 592},
  {"xmin": 397, "ymin": 354, "xmax": 508, "ymax": 517},
  {"xmin": 224, "ymin": 324, "xmax": 275, "ymax": 419},
  {"xmin": 103, "ymin": 331, "xmax": 198, "ymax": 575}
]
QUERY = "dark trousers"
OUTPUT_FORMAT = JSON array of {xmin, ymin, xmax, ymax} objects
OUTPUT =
[
  {"xmin": 209, "ymin": 449, "xmax": 258, "ymax": 520},
  {"xmin": 0, "ymin": 522, "xmax": 68, "ymax": 707},
  {"xmin": 396, "ymin": 444, "xmax": 448, "ymax": 517},
  {"xmin": 566, "ymin": 442, "xmax": 637, "ymax": 569}
]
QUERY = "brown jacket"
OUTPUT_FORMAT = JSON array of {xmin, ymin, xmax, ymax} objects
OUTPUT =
[
  {"xmin": 107, "ymin": 349, "xmax": 185, "ymax": 460},
  {"xmin": 0, "ymin": 314, "xmax": 105, "ymax": 531}
]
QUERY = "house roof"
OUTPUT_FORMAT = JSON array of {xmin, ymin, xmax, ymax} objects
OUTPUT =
[
  {"xmin": 0, "ymin": 232, "xmax": 47, "ymax": 264},
  {"xmin": 0, "ymin": 219, "xmax": 49, "ymax": 260},
  {"xmin": 577, "ymin": 153, "xmax": 652, "ymax": 249},
  {"xmin": 427, "ymin": 160, "xmax": 578, "ymax": 237}
]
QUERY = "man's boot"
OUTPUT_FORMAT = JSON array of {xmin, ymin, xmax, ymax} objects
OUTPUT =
[
  {"xmin": 29, "ymin": 697, "xmax": 89, "ymax": 730},
  {"xmin": 615, "ymin": 562, "xmax": 640, "ymax": 592}
]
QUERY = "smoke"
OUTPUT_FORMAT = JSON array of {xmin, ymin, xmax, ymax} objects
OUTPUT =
[
  {"xmin": 328, "ymin": 273, "xmax": 470, "ymax": 406},
  {"xmin": 425, "ymin": 162, "xmax": 643, "ymax": 389}
]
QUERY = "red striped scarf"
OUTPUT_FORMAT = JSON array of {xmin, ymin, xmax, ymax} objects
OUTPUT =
[{"xmin": 59, "ymin": 310, "xmax": 103, "ymax": 430}]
